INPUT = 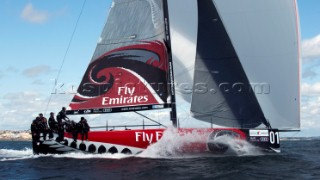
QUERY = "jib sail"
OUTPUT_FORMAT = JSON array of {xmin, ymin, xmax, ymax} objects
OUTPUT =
[{"xmin": 190, "ymin": 0, "xmax": 300, "ymax": 130}]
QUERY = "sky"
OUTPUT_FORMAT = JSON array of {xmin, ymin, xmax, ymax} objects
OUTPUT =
[{"xmin": 0, "ymin": 0, "xmax": 320, "ymax": 137}]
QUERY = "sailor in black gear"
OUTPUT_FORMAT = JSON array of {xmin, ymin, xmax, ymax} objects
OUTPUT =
[
  {"xmin": 70, "ymin": 121, "xmax": 78, "ymax": 142},
  {"xmin": 48, "ymin": 112, "xmax": 57, "ymax": 139},
  {"xmin": 31, "ymin": 117, "xmax": 41, "ymax": 142},
  {"xmin": 39, "ymin": 113, "xmax": 49, "ymax": 140},
  {"xmin": 79, "ymin": 117, "xmax": 90, "ymax": 141},
  {"xmin": 56, "ymin": 107, "xmax": 69, "ymax": 142}
]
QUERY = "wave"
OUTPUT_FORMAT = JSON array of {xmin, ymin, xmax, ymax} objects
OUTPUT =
[
  {"xmin": 0, "ymin": 148, "xmax": 134, "ymax": 162},
  {"xmin": 0, "ymin": 148, "xmax": 34, "ymax": 161},
  {"xmin": 50, "ymin": 152, "xmax": 133, "ymax": 159}
]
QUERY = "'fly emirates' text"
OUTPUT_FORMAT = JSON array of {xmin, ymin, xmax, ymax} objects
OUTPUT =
[{"xmin": 102, "ymin": 87, "xmax": 148, "ymax": 105}]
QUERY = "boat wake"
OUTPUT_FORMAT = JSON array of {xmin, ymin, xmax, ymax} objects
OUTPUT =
[
  {"xmin": 0, "ymin": 148, "xmax": 133, "ymax": 162},
  {"xmin": 50, "ymin": 152, "xmax": 133, "ymax": 159},
  {"xmin": 210, "ymin": 135, "xmax": 263, "ymax": 156},
  {"xmin": 0, "ymin": 148, "xmax": 34, "ymax": 161},
  {"xmin": 138, "ymin": 128, "xmax": 263, "ymax": 158}
]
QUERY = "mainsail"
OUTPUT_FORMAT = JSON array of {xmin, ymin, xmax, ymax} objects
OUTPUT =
[{"xmin": 68, "ymin": 0, "xmax": 173, "ymax": 114}]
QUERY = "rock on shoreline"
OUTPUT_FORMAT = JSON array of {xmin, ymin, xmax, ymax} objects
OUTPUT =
[{"xmin": 0, "ymin": 130, "xmax": 32, "ymax": 141}]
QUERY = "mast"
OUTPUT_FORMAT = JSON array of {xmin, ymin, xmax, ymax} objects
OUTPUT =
[{"xmin": 163, "ymin": 0, "xmax": 177, "ymax": 128}]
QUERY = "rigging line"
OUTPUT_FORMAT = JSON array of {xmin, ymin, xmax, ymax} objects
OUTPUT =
[
  {"xmin": 44, "ymin": 0, "xmax": 87, "ymax": 115},
  {"xmin": 134, "ymin": 111, "xmax": 167, "ymax": 128}
]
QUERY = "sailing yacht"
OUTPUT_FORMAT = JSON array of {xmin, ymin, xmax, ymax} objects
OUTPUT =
[{"xmin": 32, "ymin": 0, "xmax": 300, "ymax": 155}]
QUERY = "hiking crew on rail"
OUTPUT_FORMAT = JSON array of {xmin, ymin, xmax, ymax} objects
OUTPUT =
[{"xmin": 31, "ymin": 107, "xmax": 90, "ymax": 143}]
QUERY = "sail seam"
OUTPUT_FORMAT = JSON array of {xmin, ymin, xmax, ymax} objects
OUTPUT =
[{"xmin": 97, "ymin": 31, "xmax": 165, "ymax": 46}]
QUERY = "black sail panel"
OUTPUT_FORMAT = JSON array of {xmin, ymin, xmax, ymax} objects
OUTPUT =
[{"xmin": 191, "ymin": 0, "xmax": 270, "ymax": 128}]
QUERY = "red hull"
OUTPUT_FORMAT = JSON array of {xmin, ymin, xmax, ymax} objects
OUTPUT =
[
  {"xmin": 63, "ymin": 128, "xmax": 247, "ymax": 154},
  {"xmin": 33, "ymin": 128, "xmax": 279, "ymax": 155}
]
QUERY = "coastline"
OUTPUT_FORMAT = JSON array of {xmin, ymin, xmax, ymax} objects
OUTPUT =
[{"xmin": 0, "ymin": 130, "xmax": 32, "ymax": 141}]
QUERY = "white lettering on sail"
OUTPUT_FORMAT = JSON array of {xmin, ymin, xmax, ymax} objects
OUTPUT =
[
  {"xmin": 102, "ymin": 86, "xmax": 149, "ymax": 106},
  {"xmin": 118, "ymin": 87, "xmax": 135, "ymax": 96},
  {"xmin": 145, "ymin": 133, "xmax": 153, "ymax": 144},
  {"xmin": 135, "ymin": 131, "xmax": 163, "ymax": 144},
  {"xmin": 156, "ymin": 131, "xmax": 162, "ymax": 140}
]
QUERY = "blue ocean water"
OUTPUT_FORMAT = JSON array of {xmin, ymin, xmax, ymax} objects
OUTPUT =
[{"xmin": 0, "ymin": 139, "xmax": 319, "ymax": 180}]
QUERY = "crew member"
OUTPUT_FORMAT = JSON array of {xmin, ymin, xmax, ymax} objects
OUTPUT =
[
  {"xmin": 70, "ymin": 121, "xmax": 79, "ymax": 142},
  {"xmin": 48, "ymin": 112, "xmax": 57, "ymax": 139},
  {"xmin": 79, "ymin": 117, "xmax": 90, "ymax": 141},
  {"xmin": 56, "ymin": 107, "xmax": 69, "ymax": 141},
  {"xmin": 39, "ymin": 113, "xmax": 49, "ymax": 140},
  {"xmin": 31, "ymin": 117, "xmax": 41, "ymax": 142}
]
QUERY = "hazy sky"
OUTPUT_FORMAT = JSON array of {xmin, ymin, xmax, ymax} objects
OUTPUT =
[{"xmin": 0, "ymin": 0, "xmax": 320, "ymax": 137}]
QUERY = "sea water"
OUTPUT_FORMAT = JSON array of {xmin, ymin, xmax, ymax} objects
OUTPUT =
[{"xmin": 1, "ymin": 138, "xmax": 320, "ymax": 180}]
